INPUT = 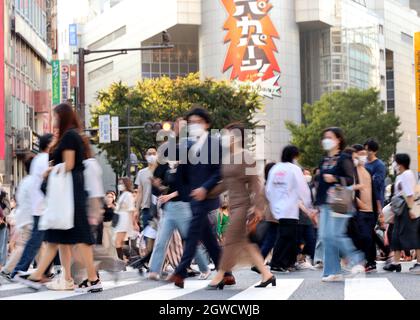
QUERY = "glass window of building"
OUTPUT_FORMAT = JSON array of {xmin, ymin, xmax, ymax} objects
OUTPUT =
[{"xmin": 142, "ymin": 43, "xmax": 198, "ymax": 79}]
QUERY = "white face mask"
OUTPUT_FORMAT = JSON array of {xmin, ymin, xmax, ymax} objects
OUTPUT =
[
  {"xmin": 305, "ymin": 175, "xmax": 312, "ymax": 184},
  {"xmin": 146, "ymin": 155, "xmax": 157, "ymax": 165},
  {"xmin": 322, "ymin": 139, "xmax": 337, "ymax": 151},
  {"xmin": 118, "ymin": 184, "xmax": 125, "ymax": 192},
  {"xmin": 354, "ymin": 159, "xmax": 359, "ymax": 167},
  {"xmin": 358, "ymin": 156, "xmax": 368, "ymax": 165},
  {"xmin": 392, "ymin": 162, "xmax": 400, "ymax": 174},
  {"xmin": 188, "ymin": 124, "xmax": 205, "ymax": 138}
]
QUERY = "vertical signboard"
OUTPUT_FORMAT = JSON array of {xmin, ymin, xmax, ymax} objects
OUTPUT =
[
  {"xmin": 69, "ymin": 24, "xmax": 78, "ymax": 46},
  {"xmin": 111, "ymin": 116, "xmax": 119, "ymax": 141},
  {"xmin": 221, "ymin": 0, "xmax": 281, "ymax": 98},
  {"xmin": 99, "ymin": 115, "xmax": 111, "ymax": 144},
  {"xmin": 61, "ymin": 63, "xmax": 70, "ymax": 102},
  {"xmin": 52, "ymin": 60, "xmax": 61, "ymax": 105},
  {"xmin": 415, "ymin": 33, "xmax": 420, "ymax": 177},
  {"xmin": 0, "ymin": 0, "xmax": 4, "ymax": 160}
]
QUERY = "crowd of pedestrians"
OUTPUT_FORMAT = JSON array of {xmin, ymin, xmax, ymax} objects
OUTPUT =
[{"xmin": 0, "ymin": 103, "xmax": 418, "ymax": 295}]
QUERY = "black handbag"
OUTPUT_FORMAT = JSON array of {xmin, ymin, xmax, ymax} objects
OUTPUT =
[
  {"xmin": 111, "ymin": 213, "xmax": 119, "ymax": 228},
  {"xmin": 391, "ymin": 195, "xmax": 406, "ymax": 217}
]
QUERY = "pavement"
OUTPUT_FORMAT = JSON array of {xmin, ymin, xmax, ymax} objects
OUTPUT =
[{"xmin": 0, "ymin": 261, "xmax": 419, "ymax": 300}]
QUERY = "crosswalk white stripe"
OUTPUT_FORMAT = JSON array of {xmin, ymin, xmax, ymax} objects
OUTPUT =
[
  {"xmin": 0, "ymin": 280, "xmax": 138, "ymax": 300},
  {"xmin": 0, "ymin": 283, "xmax": 26, "ymax": 291},
  {"xmin": 229, "ymin": 279, "xmax": 304, "ymax": 301},
  {"xmin": 113, "ymin": 280, "xmax": 211, "ymax": 300},
  {"xmin": 344, "ymin": 278, "xmax": 404, "ymax": 300}
]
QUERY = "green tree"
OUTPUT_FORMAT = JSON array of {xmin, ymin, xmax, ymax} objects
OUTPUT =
[
  {"xmin": 90, "ymin": 73, "xmax": 263, "ymax": 177},
  {"xmin": 286, "ymin": 88, "xmax": 402, "ymax": 168}
]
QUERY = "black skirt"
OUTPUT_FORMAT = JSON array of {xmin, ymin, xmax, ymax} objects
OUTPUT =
[
  {"xmin": 391, "ymin": 206, "xmax": 420, "ymax": 251},
  {"xmin": 45, "ymin": 170, "xmax": 95, "ymax": 245}
]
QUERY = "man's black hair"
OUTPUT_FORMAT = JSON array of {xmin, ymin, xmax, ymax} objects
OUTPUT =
[
  {"xmin": 395, "ymin": 153, "xmax": 410, "ymax": 169},
  {"xmin": 352, "ymin": 144, "xmax": 365, "ymax": 152},
  {"xmin": 39, "ymin": 134, "xmax": 54, "ymax": 152},
  {"xmin": 281, "ymin": 145, "xmax": 300, "ymax": 163},
  {"xmin": 185, "ymin": 106, "xmax": 211, "ymax": 125},
  {"xmin": 364, "ymin": 139, "xmax": 379, "ymax": 153}
]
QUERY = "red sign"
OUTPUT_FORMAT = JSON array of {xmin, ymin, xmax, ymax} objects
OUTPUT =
[
  {"xmin": 222, "ymin": 0, "xmax": 281, "ymax": 97},
  {"xmin": 0, "ymin": 0, "xmax": 5, "ymax": 160}
]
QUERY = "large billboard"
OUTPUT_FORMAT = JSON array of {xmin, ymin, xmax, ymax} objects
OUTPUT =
[
  {"xmin": 0, "ymin": 0, "xmax": 5, "ymax": 161},
  {"xmin": 221, "ymin": 0, "xmax": 281, "ymax": 98},
  {"xmin": 415, "ymin": 32, "xmax": 420, "ymax": 175}
]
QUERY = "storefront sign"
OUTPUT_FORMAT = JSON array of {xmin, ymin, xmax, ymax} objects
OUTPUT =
[
  {"xmin": 69, "ymin": 24, "xmax": 78, "ymax": 46},
  {"xmin": 99, "ymin": 115, "xmax": 111, "ymax": 144},
  {"xmin": 52, "ymin": 60, "xmax": 61, "ymax": 105},
  {"xmin": 61, "ymin": 63, "xmax": 70, "ymax": 102},
  {"xmin": 222, "ymin": 0, "xmax": 281, "ymax": 98},
  {"xmin": 415, "ymin": 32, "xmax": 420, "ymax": 176}
]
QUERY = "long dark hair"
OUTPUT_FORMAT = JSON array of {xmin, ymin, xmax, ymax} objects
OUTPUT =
[{"xmin": 52, "ymin": 103, "xmax": 91, "ymax": 159}]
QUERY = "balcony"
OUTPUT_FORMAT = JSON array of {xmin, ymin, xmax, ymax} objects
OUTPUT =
[{"xmin": 296, "ymin": 0, "xmax": 335, "ymax": 30}]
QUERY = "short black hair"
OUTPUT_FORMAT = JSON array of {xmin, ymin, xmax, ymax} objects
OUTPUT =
[
  {"xmin": 395, "ymin": 153, "xmax": 410, "ymax": 170},
  {"xmin": 185, "ymin": 106, "xmax": 211, "ymax": 125},
  {"xmin": 264, "ymin": 162, "xmax": 276, "ymax": 181},
  {"xmin": 146, "ymin": 146, "xmax": 157, "ymax": 151},
  {"xmin": 24, "ymin": 155, "xmax": 34, "ymax": 174},
  {"xmin": 364, "ymin": 139, "xmax": 379, "ymax": 153},
  {"xmin": 281, "ymin": 145, "xmax": 300, "ymax": 163},
  {"xmin": 322, "ymin": 127, "xmax": 346, "ymax": 151},
  {"xmin": 39, "ymin": 134, "xmax": 53, "ymax": 152},
  {"xmin": 352, "ymin": 144, "xmax": 365, "ymax": 152}
]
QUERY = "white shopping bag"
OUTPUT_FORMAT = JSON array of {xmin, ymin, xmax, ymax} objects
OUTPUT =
[{"xmin": 39, "ymin": 164, "xmax": 75, "ymax": 231}]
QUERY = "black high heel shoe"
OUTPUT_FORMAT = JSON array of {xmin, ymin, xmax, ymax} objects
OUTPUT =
[
  {"xmin": 206, "ymin": 280, "xmax": 225, "ymax": 291},
  {"xmin": 255, "ymin": 276, "xmax": 276, "ymax": 288}
]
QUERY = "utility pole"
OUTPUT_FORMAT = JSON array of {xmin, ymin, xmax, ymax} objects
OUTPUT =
[
  {"xmin": 126, "ymin": 105, "xmax": 131, "ymax": 178},
  {"xmin": 74, "ymin": 31, "xmax": 173, "ymax": 128}
]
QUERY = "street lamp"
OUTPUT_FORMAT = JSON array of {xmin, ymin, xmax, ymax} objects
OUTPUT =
[{"xmin": 74, "ymin": 31, "xmax": 174, "ymax": 126}]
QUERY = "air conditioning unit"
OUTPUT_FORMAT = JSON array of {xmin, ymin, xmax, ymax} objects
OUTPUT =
[{"xmin": 15, "ymin": 127, "xmax": 33, "ymax": 152}]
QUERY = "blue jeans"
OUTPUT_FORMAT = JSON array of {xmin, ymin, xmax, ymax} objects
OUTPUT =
[
  {"xmin": 141, "ymin": 208, "xmax": 152, "ymax": 231},
  {"xmin": 319, "ymin": 205, "xmax": 364, "ymax": 277},
  {"xmin": 260, "ymin": 222, "xmax": 278, "ymax": 258},
  {"xmin": 0, "ymin": 227, "xmax": 8, "ymax": 266},
  {"xmin": 297, "ymin": 224, "xmax": 316, "ymax": 261},
  {"xmin": 12, "ymin": 216, "xmax": 45, "ymax": 278},
  {"xmin": 149, "ymin": 201, "xmax": 209, "ymax": 274}
]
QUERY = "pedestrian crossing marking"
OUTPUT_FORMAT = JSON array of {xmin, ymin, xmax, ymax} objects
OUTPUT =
[
  {"xmin": 0, "ymin": 283, "xmax": 26, "ymax": 291},
  {"xmin": 113, "ymin": 280, "xmax": 211, "ymax": 300},
  {"xmin": 344, "ymin": 278, "xmax": 404, "ymax": 300},
  {"xmin": 0, "ymin": 280, "xmax": 138, "ymax": 300},
  {"xmin": 229, "ymin": 279, "xmax": 304, "ymax": 300}
]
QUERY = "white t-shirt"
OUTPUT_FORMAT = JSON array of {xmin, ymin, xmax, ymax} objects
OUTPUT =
[
  {"xmin": 83, "ymin": 158, "xmax": 105, "ymax": 198},
  {"xmin": 266, "ymin": 162, "xmax": 312, "ymax": 220},
  {"xmin": 30, "ymin": 152, "xmax": 49, "ymax": 216},
  {"xmin": 15, "ymin": 175, "xmax": 34, "ymax": 229},
  {"xmin": 135, "ymin": 168, "xmax": 153, "ymax": 209},
  {"xmin": 395, "ymin": 170, "xmax": 417, "ymax": 197}
]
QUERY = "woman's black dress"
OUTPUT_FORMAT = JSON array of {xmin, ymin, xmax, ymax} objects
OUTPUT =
[{"xmin": 45, "ymin": 129, "xmax": 94, "ymax": 245}]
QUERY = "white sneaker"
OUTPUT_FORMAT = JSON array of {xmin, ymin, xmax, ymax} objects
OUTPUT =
[
  {"xmin": 322, "ymin": 274, "xmax": 344, "ymax": 282},
  {"xmin": 296, "ymin": 261, "xmax": 314, "ymax": 270},
  {"xmin": 351, "ymin": 265, "xmax": 366, "ymax": 274},
  {"xmin": 46, "ymin": 276, "xmax": 75, "ymax": 291}
]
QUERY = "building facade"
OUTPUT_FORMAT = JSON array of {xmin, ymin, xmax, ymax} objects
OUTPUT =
[
  {"xmin": 0, "ymin": 0, "xmax": 57, "ymax": 191},
  {"xmin": 77, "ymin": 0, "xmax": 420, "ymax": 187}
]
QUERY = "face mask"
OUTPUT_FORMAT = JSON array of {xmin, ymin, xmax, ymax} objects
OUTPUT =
[
  {"xmin": 392, "ymin": 162, "xmax": 400, "ymax": 174},
  {"xmin": 354, "ymin": 159, "xmax": 359, "ymax": 167},
  {"xmin": 118, "ymin": 184, "xmax": 125, "ymax": 192},
  {"xmin": 146, "ymin": 155, "xmax": 157, "ymax": 164},
  {"xmin": 305, "ymin": 175, "xmax": 312, "ymax": 184},
  {"xmin": 188, "ymin": 124, "xmax": 205, "ymax": 138},
  {"xmin": 358, "ymin": 156, "xmax": 368, "ymax": 165},
  {"xmin": 322, "ymin": 139, "xmax": 337, "ymax": 151}
]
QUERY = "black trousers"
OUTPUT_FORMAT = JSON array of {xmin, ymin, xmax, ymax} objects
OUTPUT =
[
  {"xmin": 352, "ymin": 212, "xmax": 377, "ymax": 266},
  {"xmin": 174, "ymin": 204, "xmax": 221, "ymax": 279},
  {"xmin": 271, "ymin": 219, "xmax": 298, "ymax": 269}
]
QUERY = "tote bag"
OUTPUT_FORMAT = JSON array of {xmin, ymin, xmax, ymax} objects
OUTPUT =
[{"xmin": 39, "ymin": 164, "xmax": 74, "ymax": 231}]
